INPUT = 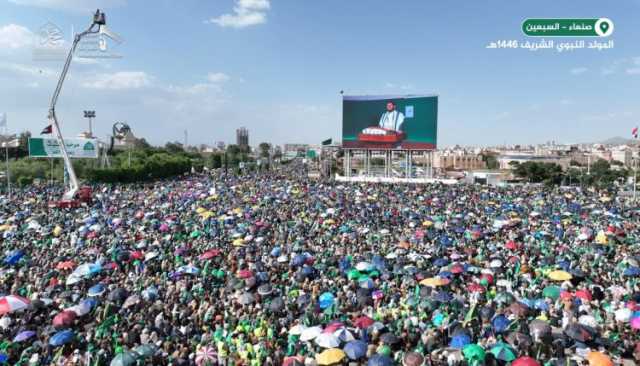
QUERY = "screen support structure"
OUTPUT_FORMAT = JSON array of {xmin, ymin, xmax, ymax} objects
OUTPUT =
[
  {"xmin": 343, "ymin": 148, "xmax": 433, "ymax": 182},
  {"xmin": 48, "ymin": 10, "xmax": 107, "ymax": 201}
]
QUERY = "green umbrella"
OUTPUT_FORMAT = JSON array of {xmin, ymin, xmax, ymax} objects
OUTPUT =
[
  {"xmin": 347, "ymin": 269, "xmax": 361, "ymax": 280},
  {"xmin": 490, "ymin": 342, "xmax": 517, "ymax": 362},
  {"xmin": 377, "ymin": 344, "xmax": 391, "ymax": 356},
  {"xmin": 133, "ymin": 344, "xmax": 156, "ymax": 358},
  {"xmin": 110, "ymin": 352, "xmax": 137, "ymax": 366},
  {"xmin": 190, "ymin": 230, "xmax": 201, "ymax": 238},
  {"xmin": 542, "ymin": 285, "xmax": 561, "ymax": 299},
  {"xmin": 462, "ymin": 344, "xmax": 486, "ymax": 365}
]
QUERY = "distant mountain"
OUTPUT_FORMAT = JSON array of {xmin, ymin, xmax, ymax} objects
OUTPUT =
[{"xmin": 599, "ymin": 136, "xmax": 636, "ymax": 145}]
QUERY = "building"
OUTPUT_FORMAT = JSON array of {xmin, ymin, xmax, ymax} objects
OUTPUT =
[
  {"xmin": 236, "ymin": 127, "xmax": 249, "ymax": 148},
  {"xmin": 433, "ymin": 148, "xmax": 486, "ymax": 170}
]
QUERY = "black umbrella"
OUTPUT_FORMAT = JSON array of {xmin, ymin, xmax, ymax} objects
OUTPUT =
[
  {"xmin": 380, "ymin": 332, "xmax": 399, "ymax": 345},
  {"xmin": 528, "ymin": 319, "xmax": 551, "ymax": 342},
  {"xmin": 563, "ymin": 323, "xmax": 594, "ymax": 343},
  {"xmin": 296, "ymin": 294, "xmax": 311, "ymax": 308},
  {"xmin": 479, "ymin": 306, "xmax": 495, "ymax": 320},
  {"xmin": 108, "ymin": 288, "xmax": 128, "ymax": 303},
  {"xmin": 268, "ymin": 297, "xmax": 284, "ymax": 312}
]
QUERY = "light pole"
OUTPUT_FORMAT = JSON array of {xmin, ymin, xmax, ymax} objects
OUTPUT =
[{"xmin": 83, "ymin": 110, "xmax": 95, "ymax": 138}]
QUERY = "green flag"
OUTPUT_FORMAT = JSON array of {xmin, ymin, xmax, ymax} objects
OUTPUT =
[{"xmin": 321, "ymin": 138, "xmax": 332, "ymax": 146}]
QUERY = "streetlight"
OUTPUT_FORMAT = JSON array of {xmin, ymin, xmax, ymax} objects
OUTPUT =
[{"xmin": 83, "ymin": 110, "xmax": 95, "ymax": 138}]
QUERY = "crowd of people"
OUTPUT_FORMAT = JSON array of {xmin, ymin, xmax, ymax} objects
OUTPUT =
[{"xmin": 1, "ymin": 171, "xmax": 640, "ymax": 365}]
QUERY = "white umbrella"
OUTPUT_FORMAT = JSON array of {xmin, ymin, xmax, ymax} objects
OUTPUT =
[
  {"xmin": 333, "ymin": 328, "xmax": 355, "ymax": 342},
  {"xmin": 490, "ymin": 259, "xmax": 503, "ymax": 268},
  {"xmin": 615, "ymin": 308, "xmax": 632, "ymax": 322},
  {"xmin": 355, "ymin": 262, "xmax": 373, "ymax": 272},
  {"xmin": 578, "ymin": 315, "xmax": 598, "ymax": 328},
  {"xmin": 288, "ymin": 324, "xmax": 306, "ymax": 335},
  {"xmin": 300, "ymin": 326, "xmax": 322, "ymax": 341},
  {"xmin": 145, "ymin": 252, "xmax": 159, "ymax": 261},
  {"xmin": 314, "ymin": 333, "xmax": 340, "ymax": 348}
]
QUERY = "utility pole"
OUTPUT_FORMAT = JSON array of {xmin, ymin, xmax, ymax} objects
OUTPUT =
[
  {"xmin": 184, "ymin": 129, "xmax": 188, "ymax": 149},
  {"xmin": 83, "ymin": 110, "xmax": 95, "ymax": 138}
]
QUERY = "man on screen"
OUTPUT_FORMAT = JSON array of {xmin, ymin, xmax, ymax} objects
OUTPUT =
[{"xmin": 378, "ymin": 101, "xmax": 404, "ymax": 131}]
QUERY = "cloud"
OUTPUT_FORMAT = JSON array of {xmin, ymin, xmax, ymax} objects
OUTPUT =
[
  {"xmin": 0, "ymin": 61, "xmax": 56, "ymax": 77},
  {"xmin": 0, "ymin": 24, "xmax": 34, "ymax": 50},
  {"xmin": 570, "ymin": 67, "xmax": 587, "ymax": 75},
  {"xmin": 207, "ymin": 72, "xmax": 230, "ymax": 83},
  {"xmin": 8, "ymin": 0, "xmax": 127, "ymax": 12},
  {"xmin": 495, "ymin": 111, "xmax": 510, "ymax": 120},
  {"xmin": 627, "ymin": 68, "xmax": 640, "ymax": 75},
  {"xmin": 81, "ymin": 71, "xmax": 152, "ymax": 90},
  {"xmin": 560, "ymin": 99, "xmax": 573, "ymax": 105},
  {"xmin": 206, "ymin": 0, "xmax": 270, "ymax": 29}
]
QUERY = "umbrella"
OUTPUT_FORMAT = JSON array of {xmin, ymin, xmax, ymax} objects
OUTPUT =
[
  {"xmin": 316, "ymin": 348, "xmax": 345, "ymax": 365},
  {"xmin": 301, "ymin": 326, "xmax": 323, "ymax": 341},
  {"xmin": 199, "ymin": 249, "xmax": 221, "ymax": 260},
  {"xmin": 110, "ymin": 352, "xmax": 137, "ymax": 366},
  {"xmin": 315, "ymin": 333, "xmax": 340, "ymax": 348},
  {"xmin": 67, "ymin": 299, "xmax": 95, "ymax": 316},
  {"xmin": 490, "ymin": 342, "xmax": 517, "ymax": 362},
  {"xmin": 237, "ymin": 292, "xmax": 255, "ymax": 305},
  {"xmin": 508, "ymin": 302, "xmax": 529, "ymax": 317},
  {"xmin": 432, "ymin": 291, "xmax": 452, "ymax": 303},
  {"xmin": 586, "ymin": 351, "xmax": 613, "ymax": 366},
  {"xmin": 123, "ymin": 294, "xmax": 141, "ymax": 309},
  {"xmin": 269, "ymin": 297, "xmax": 284, "ymax": 312},
  {"xmin": 462, "ymin": 344, "xmax": 486, "ymax": 365},
  {"xmin": 195, "ymin": 346, "xmax": 216, "ymax": 366},
  {"xmin": 548, "ymin": 270, "xmax": 572, "ymax": 281},
  {"xmin": 528, "ymin": 319, "xmax": 551, "ymax": 341},
  {"xmin": 343, "ymin": 340, "xmax": 367, "ymax": 360},
  {"xmin": 49, "ymin": 329, "xmax": 74, "ymax": 347},
  {"xmin": 257, "ymin": 284, "xmax": 273, "ymax": 296},
  {"xmin": 402, "ymin": 352, "xmax": 425, "ymax": 366},
  {"xmin": 88, "ymin": 284, "xmax": 106, "ymax": 297},
  {"xmin": 356, "ymin": 261, "xmax": 374, "ymax": 271},
  {"xmin": 319, "ymin": 292, "xmax": 335, "ymax": 309},
  {"xmin": 0, "ymin": 295, "xmax": 30, "ymax": 315},
  {"xmin": 574, "ymin": 289, "xmax": 592, "ymax": 302},
  {"xmin": 108, "ymin": 288, "xmax": 128, "ymax": 303},
  {"xmin": 564, "ymin": 323, "xmax": 594, "ymax": 342},
  {"xmin": 237, "ymin": 269, "xmax": 253, "ymax": 279},
  {"xmin": 420, "ymin": 277, "xmax": 450, "ymax": 287},
  {"xmin": 368, "ymin": 354, "xmax": 394, "ymax": 366},
  {"xmin": 624, "ymin": 267, "xmax": 640, "ymax": 277},
  {"xmin": 542, "ymin": 286, "xmax": 561, "ymax": 299},
  {"xmin": 56, "ymin": 261, "xmax": 76, "ymax": 270},
  {"xmin": 72, "ymin": 263, "xmax": 101, "ymax": 278},
  {"xmin": 631, "ymin": 316, "xmax": 640, "ymax": 329},
  {"xmin": 615, "ymin": 308, "xmax": 632, "ymax": 322},
  {"xmin": 492, "ymin": 315, "xmax": 511, "ymax": 333},
  {"xmin": 380, "ymin": 332, "xmax": 399, "ymax": 345},
  {"xmin": 333, "ymin": 328, "xmax": 355, "ymax": 342},
  {"xmin": 53, "ymin": 310, "xmax": 77, "ymax": 327},
  {"xmin": 506, "ymin": 332, "xmax": 532, "ymax": 349},
  {"xmin": 13, "ymin": 330, "xmax": 36, "ymax": 343},
  {"xmin": 289, "ymin": 324, "xmax": 306, "ymax": 335},
  {"xmin": 176, "ymin": 265, "xmax": 200, "ymax": 275},
  {"xmin": 134, "ymin": 344, "xmax": 156, "ymax": 358},
  {"xmin": 3, "ymin": 249, "xmax": 24, "ymax": 265},
  {"xmin": 283, "ymin": 356, "xmax": 305, "ymax": 366},
  {"xmin": 512, "ymin": 357, "xmax": 540, "ymax": 366},
  {"xmin": 450, "ymin": 333, "xmax": 471, "ymax": 348},
  {"xmin": 354, "ymin": 315, "xmax": 374, "ymax": 329}
]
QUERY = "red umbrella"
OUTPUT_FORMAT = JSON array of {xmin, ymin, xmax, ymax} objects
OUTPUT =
[
  {"xmin": 237, "ymin": 269, "xmax": 253, "ymax": 279},
  {"xmin": 130, "ymin": 251, "xmax": 143, "ymax": 260},
  {"xmin": 512, "ymin": 356, "xmax": 540, "ymax": 366},
  {"xmin": 468, "ymin": 283, "xmax": 485, "ymax": 293},
  {"xmin": 283, "ymin": 356, "xmax": 304, "ymax": 366},
  {"xmin": 56, "ymin": 261, "xmax": 76, "ymax": 271},
  {"xmin": 323, "ymin": 321, "xmax": 345, "ymax": 334},
  {"xmin": 505, "ymin": 240, "xmax": 518, "ymax": 250},
  {"xmin": 53, "ymin": 310, "xmax": 77, "ymax": 328},
  {"xmin": 353, "ymin": 316, "xmax": 374, "ymax": 329},
  {"xmin": 450, "ymin": 264, "xmax": 464, "ymax": 274},
  {"xmin": 0, "ymin": 295, "xmax": 31, "ymax": 315},
  {"xmin": 480, "ymin": 273, "xmax": 494, "ymax": 285},
  {"xmin": 575, "ymin": 289, "xmax": 592, "ymax": 302},
  {"xmin": 560, "ymin": 291, "xmax": 573, "ymax": 301},
  {"xmin": 199, "ymin": 249, "xmax": 221, "ymax": 260}
]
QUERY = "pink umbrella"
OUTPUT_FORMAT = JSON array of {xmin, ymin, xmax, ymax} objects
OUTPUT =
[
  {"xmin": 199, "ymin": 249, "xmax": 221, "ymax": 260},
  {"xmin": 631, "ymin": 317, "xmax": 640, "ymax": 329},
  {"xmin": 53, "ymin": 310, "xmax": 77, "ymax": 328},
  {"xmin": 159, "ymin": 223, "xmax": 169, "ymax": 232},
  {"xmin": 323, "ymin": 321, "xmax": 344, "ymax": 334},
  {"xmin": 237, "ymin": 270, "xmax": 253, "ymax": 279},
  {"xmin": 195, "ymin": 346, "xmax": 216, "ymax": 366},
  {"xmin": 0, "ymin": 295, "xmax": 30, "ymax": 315}
]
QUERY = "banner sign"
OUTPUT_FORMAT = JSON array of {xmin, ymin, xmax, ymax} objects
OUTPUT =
[{"xmin": 29, "ymin": 137, "xmax": 98, "ymax": 158}]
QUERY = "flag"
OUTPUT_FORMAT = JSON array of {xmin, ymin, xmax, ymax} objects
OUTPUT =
[
  {"xmin": 40, "ymin": 125, "xmax": 52, "ymax": 134},
  {"xmin": 321, "ymin": 138, "xmax": 332, "ymax": 146},
  {"xmin": 0, "ymin": 113, "xmax": 6, "ymax": 128},
  {"xmin": 633, "ymin": 127, "xmax": 638, "ymax": 139}
]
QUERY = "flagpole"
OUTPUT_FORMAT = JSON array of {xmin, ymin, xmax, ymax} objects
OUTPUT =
[{"xmin": 5, "ymin": 127, "xmax": 9, "ymax": 199}]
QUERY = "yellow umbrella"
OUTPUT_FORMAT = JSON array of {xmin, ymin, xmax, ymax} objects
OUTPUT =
[
  {"xmin": 420, "ymin": 277, "xmax": 450, "ymax": 287},
  {"xmin": 233, "ymin": 208, "xmax": 242, "ymax": 214},
  {"xmin": 200, "ymin": 211, "xmax": 214, "ymax": 219},
  {"xmin": 323, "ymin": 219, "xmax": 335, "ymax": 225},
  {"xmin": 548, "ymin": 270, "xmax": 572, "ymax": 281},
  {"xmin": 0, "ymin": 224, "xmax": 11, "ymax": 232},
  {"xmin": 206, "ymin": 195, "xmax": 218, "ymax": 201},
  {"xmin": 232, "ymin": 238, "xmax": 245, "ymax": 247},
  {"xmin": 316, "ymin": 348, "xmax": 346, "ymax": 365},
  {"xmin": 599, "ymin": 196, "xmax": 611, "ymax": 203},
  {"xmin": 196, "ymin": 207, "xmax": 206, "ymax": 214},
  {"xmin": 53, "ymin": 226, "xmax": 63, "ymax": 237},
  {"xmin": 595, "ymin": 231, "xmax": 608, "ymax": 245},
  {"xmin": 422, "ymin": 220, "xmax": 433, "ymax": 227}
]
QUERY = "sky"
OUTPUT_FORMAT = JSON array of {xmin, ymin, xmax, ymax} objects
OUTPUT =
[{"xmin": 0, "ymin": 0, "xmax": 638, "ymax": 147}]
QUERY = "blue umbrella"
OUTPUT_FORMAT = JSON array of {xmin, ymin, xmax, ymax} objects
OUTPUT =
[
  {"xmin": 433, "ymin": 258, "xmax": 449, "ymax": 267},
  {"xmin": 13, "ymin": 330, "xmax": 36, "ymax": 342},
  {"xmin": 88, "ymin": 284, "xmax": 106, "ymax": 297},
  {"xmin": 142, "ymin": 286, "xmax": 158, "ymax": 301},
  {"xmin": 4, "ymin": 250, "xmax": 24, "ymax": 265},
  {"xmin": 291, "ymin": 254, "xmax": 305, "ymax": 267},
  {"xmin": 624, "ymin": 267, "xmax": 640, "ymax": 277},
  {"xmin": 492, "ymin": 315, "xmax": 510, "ymax": 333},
  {"xmin": 534, "ymin": 299, "xmax": 549, "ymax": 311},
  {"xmin": 270, "ymin": 247, "xmax": 281, "ymax": 257},
  {"xmin": 450, "ymin": 333, "xmax": 471, "ymax": 349},
  {"xmin": 359, "ymin": 278, "xmax": 375, "ymax": 289},
  {"xmin": 80, "ymin": 298, "xmax": 98, "ymax": 310},
  {"xmin": 343, "ymin": 340, "xmax": 367, "ymax": 360},
  {"xmin": 433, "ymin": 291, "xmax": 452, "ymax": 303},
  {"xmin": 0, "ymin": 354, "xmax": 6, "ymax": 364},
  {"xmin": 319, "ymin": 292, "xmax": 335, "ymax": 309},
  {"xmin": 49, "ymin": 329, "xmax": 74, "ymax": 347},
  {"xmin": 439, "ymin": 236, "xmax": 453, "ymax": 247},
  {"xmin": 176, "ymin": 265, "xmax": 199, "ymax": 275},
  {"xmin": 367, "ymin": 354, "xmax": 393, "ymax": 366},
  {"xmin": 439, "ymin": 271, "xmax": 454, "ymax": 279}
]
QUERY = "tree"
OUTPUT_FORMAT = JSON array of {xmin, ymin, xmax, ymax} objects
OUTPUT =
[
  {"xmin": 164, "ymin": 141, "xmax": 184, "ymax": 154},
  {"xmin": 134, "ymin": 138, "xmax": 152, "ymax": 150},
  {"xmin": 481, "ymin": 154, "xmax": 499, "ymax": 170},
  {"xmin": 208, "ymin": 153, "xmax": 222, "ymax": 169},
  {"xmin": 16, "ymin": 131, "xmax": 31, "ymax": 159},
  {"xmin": 259, "ymin": 142, "xmax": 271, "ymax": 158},
  {"xmin": 569, "ymin": 159, "xmax": 582, "ymax": 167}
]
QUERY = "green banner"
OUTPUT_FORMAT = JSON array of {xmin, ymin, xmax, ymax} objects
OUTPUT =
[
  {"xmin": 29, "ymin": 137, "xmax": 98, "ymax": 158},
  {"xmin": 522, "ymin": 18, "xmax": 613, "ymax": 37}
]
